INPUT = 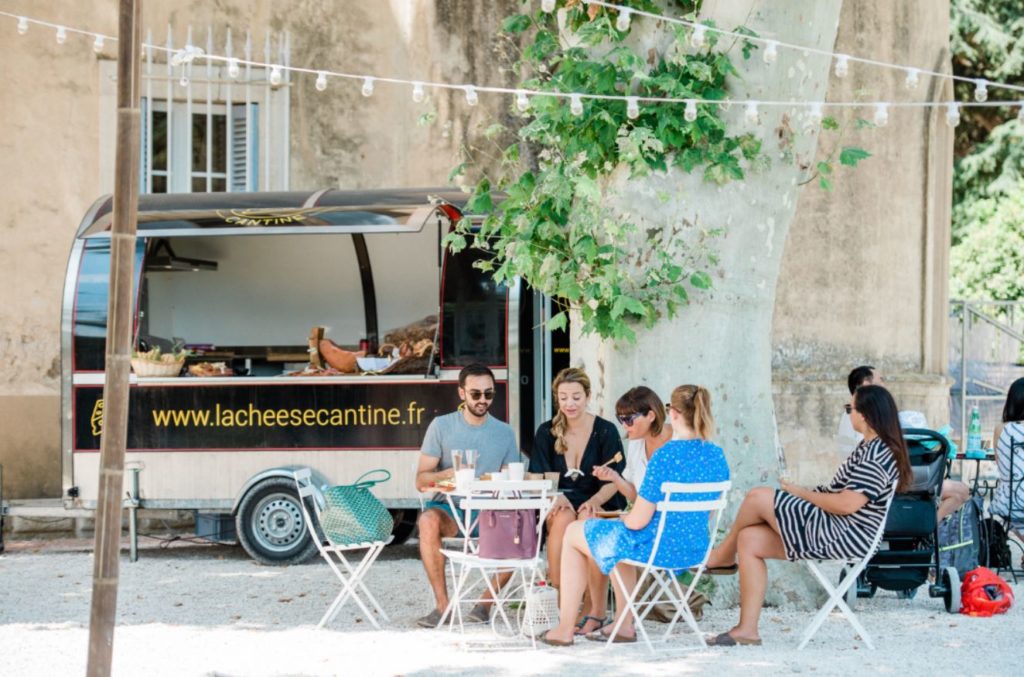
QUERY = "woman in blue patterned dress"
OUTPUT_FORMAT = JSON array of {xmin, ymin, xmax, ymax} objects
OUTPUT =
[
  {"xmin": 703, "ymin": 384, "xmax": 911, "ymax": 646},
  {"xmin": 543, "ymin": 385, "xmax": 730, "ymax": 646}
]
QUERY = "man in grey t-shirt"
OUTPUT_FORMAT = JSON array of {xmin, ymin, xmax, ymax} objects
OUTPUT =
[{"xmin": 414, "ymin": 363, "xmax": 521, "ymax": 628}]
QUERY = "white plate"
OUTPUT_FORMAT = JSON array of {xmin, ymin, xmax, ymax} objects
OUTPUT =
[{"xmin": 356, "ymin": 356, "xmax": 392, "ymax": 372}]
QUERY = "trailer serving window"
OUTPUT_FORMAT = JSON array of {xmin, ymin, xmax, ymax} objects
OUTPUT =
[{"xmin": 440, "ymin": 241, "xmax": 507, "ymax": 368}]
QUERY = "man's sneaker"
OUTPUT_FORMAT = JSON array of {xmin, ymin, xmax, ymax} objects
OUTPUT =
[
  {"xmin": 466, "ymin": 603, "xmax": 491, "ymax": 624},
  {"xmin": 416, "ymin": 608, "xmax": 445, "ymax": 628}
]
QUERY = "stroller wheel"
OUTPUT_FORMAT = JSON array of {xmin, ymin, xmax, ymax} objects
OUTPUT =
[{"xmin": 942, "ymin": 567, "xmax": 961, "ymax": 614}]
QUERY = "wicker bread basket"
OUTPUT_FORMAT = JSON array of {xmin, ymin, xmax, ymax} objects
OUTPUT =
[{"xmin": 131, "ymin": 357, "xmax": 185, "ymax": 377}]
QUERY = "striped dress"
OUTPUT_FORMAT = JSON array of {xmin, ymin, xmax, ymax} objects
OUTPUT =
[
  {"xmin": 774, "ymin": 437, "xmax": 899, "ymax": 561},
  {"xmin": 990, "ymin": 421, "xmax": 1024, "ymax": 526}
]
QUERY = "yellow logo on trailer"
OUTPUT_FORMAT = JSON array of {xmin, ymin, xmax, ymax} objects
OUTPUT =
[{"xmin": 91, "ymin": 398, "xmax": 104, "ymax": 437}]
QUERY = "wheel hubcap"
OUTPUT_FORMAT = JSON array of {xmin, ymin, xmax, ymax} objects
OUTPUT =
[{"xmin": 252, "ymin": 492, "xmax": 305, "ymax": 553}]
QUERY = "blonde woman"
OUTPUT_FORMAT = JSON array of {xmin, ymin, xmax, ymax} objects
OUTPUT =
[
  {"xmin": 542, "ymin": 385, "xmax": 729, "ymax": 646},
  {"xmin": 529, "ymin": 367, "xmax": 624, "ymax": 635}
]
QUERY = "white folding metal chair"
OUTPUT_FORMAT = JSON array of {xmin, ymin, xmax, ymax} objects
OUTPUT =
[
  {"xmin": 294, "ymin": 468, "xmax": 392, "ymax": 630},
  {"xmin": 604, "ymin": 480, "xmax": 731, "ymax": 652},
  {"xmin": 440, "ymin": 480, "xmax": 554, "ymax": 647},
  {"xmin": 797, "ymin": 483, "xmax": 898, "ymax": 650}
]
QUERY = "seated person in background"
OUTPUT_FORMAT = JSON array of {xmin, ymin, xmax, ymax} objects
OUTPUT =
[
  {"xmin": 542, "ymin": 385, "xmax": 729, "ymax": 646},
  {"xmin": 413, "ymin": 363, "xmax": 521, "ymax": 628},
  {"xmin": 593, "ymin": 386, "xmax": 673, "ymax": 504},
  {"xmin": 529, "ymin": 367, "xmax": 624, "ymax": 635},
  {"xmin": 991, "ymin": 377, "xmax": 1024, "ymax": 532},
  {"xmin": 838, "ymin": 366, "xmax": 967, "ymax": 520},
  {"xmin": 704, "ymin": 385, "xmax": 910, "ymax": 647}
]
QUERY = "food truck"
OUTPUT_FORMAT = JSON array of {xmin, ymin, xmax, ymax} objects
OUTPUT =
[{"xmin": 63, "ymin": 189, "xmax": 567, "ymax": 563}]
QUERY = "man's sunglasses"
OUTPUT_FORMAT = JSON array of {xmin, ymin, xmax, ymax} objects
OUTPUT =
[{"xmin": 468, "ymin": 389, "xmax": 495, "ymax": 401}]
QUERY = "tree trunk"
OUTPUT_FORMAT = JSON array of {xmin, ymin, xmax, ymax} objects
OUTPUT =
[{"xmin": 573, "ymin": 0, "xmax": 844, "ymax": 607}]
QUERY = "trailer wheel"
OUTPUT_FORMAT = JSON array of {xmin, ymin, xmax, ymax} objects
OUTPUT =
[
  {"xmin": 236, "ymin": 476, "xmax": 317, "ymax": 565},
  {"xmin": 388, "ymin": 509, "xmax": 419, "ymax": 546},
  {"xmin": 942, "ymin": 566, "xmax": 961, "ymax": 614}
]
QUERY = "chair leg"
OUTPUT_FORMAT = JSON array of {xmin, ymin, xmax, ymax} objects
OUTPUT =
[
  {"xmin": 799, "ymin": 562, "xmax": 874, "ymax": 650},
  {"xmin": 607, "ymin": 566, "xmax": 654, "ymax": 652}
]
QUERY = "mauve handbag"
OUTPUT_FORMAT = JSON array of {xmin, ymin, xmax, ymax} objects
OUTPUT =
[{"xmin": 477, "ymin": 509, "xmax": 538, "ymax": 559}]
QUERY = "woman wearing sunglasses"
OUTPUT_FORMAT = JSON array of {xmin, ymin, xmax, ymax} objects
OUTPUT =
[
  {"xmin": 593, "ymin": 386, "xmax": 673, "ymax": 503},
  {"xmin": 529, "ymin": 367, "xmax": 625, "ymax": 635},
  {"xmin": 542, "ymin": 384, "xmax": 728, "ymax": 646}
]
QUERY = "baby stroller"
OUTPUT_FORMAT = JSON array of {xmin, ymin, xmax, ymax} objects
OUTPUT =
[{"xmin": 844, "ymin": 428, "xmax": 960, "ymax": 613}]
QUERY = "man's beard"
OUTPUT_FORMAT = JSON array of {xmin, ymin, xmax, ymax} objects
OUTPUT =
[{"xmin": 466, "ymin": 401, "xmax": 490, "ymax": 418}]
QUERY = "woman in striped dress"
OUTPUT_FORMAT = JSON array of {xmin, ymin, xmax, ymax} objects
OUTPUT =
[
  {"xmin": 704, "ymin": 385, "xmax": 912, "ymax": 646},
  {"xmin": 991, "ymin": 377, "xmax": 1024, "ymax": 529}
]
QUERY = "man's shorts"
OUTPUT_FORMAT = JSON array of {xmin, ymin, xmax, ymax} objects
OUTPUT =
[{"xmin": 424, "ymin": 499, "xmax": 479, "ymax": 537}]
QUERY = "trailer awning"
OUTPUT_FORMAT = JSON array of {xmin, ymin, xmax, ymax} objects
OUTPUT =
[{"xmin": 77, "ymin": 188, "xmax": 474, "ymax": 239}]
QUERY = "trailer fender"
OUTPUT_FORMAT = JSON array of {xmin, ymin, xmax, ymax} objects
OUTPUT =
[{"xmin": 231, "ymin": 465, "xmax": 330, "ymax": 515}]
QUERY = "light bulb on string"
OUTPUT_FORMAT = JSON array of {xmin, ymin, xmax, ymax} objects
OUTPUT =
[
  {"xmin": 269, "ymin": 65, "xmax": 283, "ymax": 86},
  {"xmin": 763, "ymin": 41, "xmax": 778, "ymax": 65},
  {"xmin": 515, "ymin": 90, "xmax": 530, "ymax": 112},
  {"xmin": 17, "ymin": 17, "xmax": 28, "ymax": 35},
  {"xmin": 616, "ymin": 9, "xmax": 632, "ymax": 32},
  {"xmin": 542, "ymin": 0, "xmax": 556, "ymax": 13},
  {"xmin": 570, "ymin": 93, "xmax": 584, "ymax": 116},
  {"xmin": 946, "ymin": 101, "xmax": 961, "ymax": 128},
  {"xmin": 974, "ymin": 79, "xmax": 989, "ymax": 103},
  {"xmin": 873, "ymin": 102, "xmax": 889, "ymax": 127},
  {"xmin": 179, "ymin": 66, "xmax": 189, "ymax": 88},
  {"xmin": 464, "ymin": 85, "xmax": 478, "ymax": 106},
  {"xmin": 228, "ymin": 58, "xmax": 240, "ymax": 78},
  {"xmin": 834, "ymin": 54, "xmax": 849, "ymax": 78},
  {"xmin": 93, "ymin": 34, "xmax": 104, "ymax": 53},
  {"xmin": 412, "ymin": 82, "xmax": 425, "ymax": 103},
  {"xmin": 626, "ymin": 96, "xmax": 640, "ymax": 119},
  {"xmin": 684, "ymin": 99, "xmax": 698, "ymax": 122},
  {"xmin": 56, "ymin": 26, "xmax": 67, "ymax": 45},
  {"xmin": 691, "ymin": 24, "xmax": 706, "ymax": 50},
  {"xmin": 362, "ymin": 77, "xmax": 375, "ymax": 97},
  {"xmin": 904, "ymin": 68, "xmax": 920, "ymax": 90},
  {"xmin": 744, "ymin": 101, "xmax": 759, "ymax": 126},
  {"xmin": 315, "ymin": 71, "xmax": 327, "ymax": 92}
]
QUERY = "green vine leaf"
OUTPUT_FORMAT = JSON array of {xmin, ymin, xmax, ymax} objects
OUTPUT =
[{"xmin": 839, "ymin": 146, "xmax": 872, "ymax": 166}]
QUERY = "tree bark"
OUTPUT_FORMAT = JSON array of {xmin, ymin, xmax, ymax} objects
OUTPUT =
[{"xmin": 573, "ymin": 0, "xmax": 844, "ymax": 607}]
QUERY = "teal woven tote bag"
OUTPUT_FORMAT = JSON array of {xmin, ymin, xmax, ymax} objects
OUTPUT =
[{"xmin": 320, "ymin": 470, "xmax": 394, "ymax": 545}]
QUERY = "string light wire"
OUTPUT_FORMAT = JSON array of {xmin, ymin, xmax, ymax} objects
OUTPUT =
[{"xmin": 4, "ymin": 10, "xmax": 1023, "ymax": 120}]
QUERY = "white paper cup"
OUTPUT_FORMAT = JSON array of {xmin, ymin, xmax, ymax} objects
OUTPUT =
[
  {"xmin": 456, "ymin": 468, "xmax": 475, "ymax": 492},
  {"xmin": 508, "ymin": 462, "xmax": 525, "ymax": 481}
]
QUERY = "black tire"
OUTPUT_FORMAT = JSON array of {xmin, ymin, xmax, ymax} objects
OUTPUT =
[
  {"xmin": 236, "ymin": 476, "xmax": 318, "ymax": 565},
  {"xmin": 942, "ymin": 566, "xmax": 961, "ymax": 613},
  {"xmin": 388, "ymin": 509, "xmax": 418, "ymax": 546}
]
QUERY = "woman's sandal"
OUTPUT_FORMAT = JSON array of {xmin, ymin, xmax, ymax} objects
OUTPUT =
[
  {"xmin": 585, "ymin": 628, "xmax": 637, "ymax": 643},
  {"xmin": 541, "ymin": 634, "xmax": 575, "ymax": 647},
  {"xmin": 574, "ymin": 615, "xmax": 609, "ymax": 635},
  {"xmin": 706, "ymin": 631, "xmax": 762, "ymax": 647},
  {"xmin": 691, "ymin": 563, "xmax": 739, "ymax": 576}
]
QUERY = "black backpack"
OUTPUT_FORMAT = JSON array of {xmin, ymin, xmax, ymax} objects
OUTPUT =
[{"xmin": 980, "ymin": 516, "xmax": 1013, "ymax": 570}]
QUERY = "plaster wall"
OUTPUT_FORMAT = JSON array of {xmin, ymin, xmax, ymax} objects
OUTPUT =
[{"xmin": 772, "ymin": 0, "xmax": 953, "ymax": 485}]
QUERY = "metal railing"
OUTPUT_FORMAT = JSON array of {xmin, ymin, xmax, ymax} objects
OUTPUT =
[{"xmin": 950, "ymin": 300, "xmax": 1024, "ymax": 438}]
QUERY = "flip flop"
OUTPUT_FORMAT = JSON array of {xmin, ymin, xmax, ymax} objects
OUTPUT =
[
  {"xmin": 692, "ymin": 563, "xmax": 738, "ymax": 576},
  {"xmin": 585, "ymin": 629, "xmax": 637, "ymax": 643},
  {"xmin": 541, "ymin": 634, "xmax": 574, "ymax": 647},
  {"xmin": 574, "ymin": 615, "xmax": 609, "ymax": 635},
  {"xmin": 706, "ymin": 632, "xmax": 762, "ymax": 647}
]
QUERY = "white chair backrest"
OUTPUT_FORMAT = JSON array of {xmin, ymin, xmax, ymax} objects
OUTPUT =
[
  {"xmin": 293, "ymin": 467, "xmax": 331, "ymax": 556},
  {"xmin": 862, "ymin": 480, "xmax": 899, "ymax": 559},
  {"xmin": 645, "ymin": 480, "xmax": 732, "ymax": 568}
]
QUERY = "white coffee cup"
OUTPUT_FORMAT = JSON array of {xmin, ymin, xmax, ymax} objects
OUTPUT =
[
  {"xmin": 456, "ymin": 468, "xmax": 475, "ymax": 492},
  {"xmin": 507, "ymin": 462, "xmax": 525, "ymax": 481}
]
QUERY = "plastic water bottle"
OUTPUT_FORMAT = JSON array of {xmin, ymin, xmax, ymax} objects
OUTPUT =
[{"xmin": 966, "ymin": 406, "xmax": 984, "ymax": 459}]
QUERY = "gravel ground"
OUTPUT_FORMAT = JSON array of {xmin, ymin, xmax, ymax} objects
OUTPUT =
[{"xmin": 1, "ymin": 538, "xmax": 1021, "ymax": 676}]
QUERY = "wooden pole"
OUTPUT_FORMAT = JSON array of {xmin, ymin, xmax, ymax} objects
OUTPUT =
[{"xmin": 86, "ymin": 1, "xmax": 142, "ymax": 675}]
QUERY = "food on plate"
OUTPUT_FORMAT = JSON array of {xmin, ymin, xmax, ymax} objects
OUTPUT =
[
  {"xmin": 285, "ymin": 365, "xmax": 347, "ymax": 377},
  {"xmin": 434, "ymin": 479, "xmax": 456, "ymax": 491},
  {"xmin": 187, "ymin": 361, "xmax": 232, "ymax": 377}
]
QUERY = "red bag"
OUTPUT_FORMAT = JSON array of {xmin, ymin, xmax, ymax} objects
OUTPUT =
[
  {"xmin": 477, "ymin": 510, "xmax": 538, "ymax": 559},
  {"xmin": 960, "ymin": 567, "xmax": 1014, "ymax": 617}
]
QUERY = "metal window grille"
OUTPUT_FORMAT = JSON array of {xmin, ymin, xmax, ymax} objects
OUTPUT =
[{"xmin": 139, "ymin": 25, "xmax": 290, "ymax": 194}]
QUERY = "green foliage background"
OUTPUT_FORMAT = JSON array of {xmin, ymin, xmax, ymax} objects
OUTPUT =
[{"xmin": 950, "ymin": 0, "xmax": 1024, "ymax": 302}]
